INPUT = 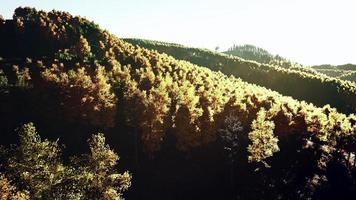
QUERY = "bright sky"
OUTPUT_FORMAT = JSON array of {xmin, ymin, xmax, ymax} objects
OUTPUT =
[{"xmin": 1, "ymin": 0, "xmax": 355, "ymax": 66}]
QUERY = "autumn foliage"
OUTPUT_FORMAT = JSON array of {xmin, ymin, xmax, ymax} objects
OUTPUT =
[{"xmin": 0, "ymin": 7, "xmax": 356, "ymax": 199}]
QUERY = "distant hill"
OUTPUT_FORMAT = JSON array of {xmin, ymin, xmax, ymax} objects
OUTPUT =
[
  {"xmin": 224, "ymin": 44, "xmax": 275, "ymax": 64},
  {"xmin": 224, "ymin": 44, "xmax": 304, "ymax": 69},
  {"xmin": 225, "ymin": 44, "xmax": 356, "ymax": 83},
  {"xmin": 125, "ymin": 38, "xmax": 356, "ymax": 114},
  {"xmin": 312, "ymin": 64, "xmax": 356, "ymax": 82},
  {"xmin": 312, "ymin": 64, "xmax": 356, "ymax": 71}
]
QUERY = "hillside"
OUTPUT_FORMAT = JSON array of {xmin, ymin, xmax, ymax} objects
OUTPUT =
[
  {"xmin": 313, "ymin": 64, "xmax": 356, "ymax": 71},
  {"xmin": 1, "ymin": 7, "xmax": 356, "ymax": 199},
  {"xmin": 124, "ymin": 38, "xmax": 356, "ymax": 114},
  {"xmin": 224, "ymin": 44, "xmax": 275, "ymax": 64},
  {"xmin": 226, "ymin": 45, "xmax": 356, "ymax": 83},
  {"xmin": 224, "ymin": 44, "xmax": 306, "ymax": 69},
  {"xmin": 312, "ymin": 64, "xmax": 356, "ymax": 82}
]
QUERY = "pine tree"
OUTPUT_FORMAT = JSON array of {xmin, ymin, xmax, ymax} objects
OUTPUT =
[{"xmin": 248, "ymin": 108, "xmax": 279, "ymax": 166}]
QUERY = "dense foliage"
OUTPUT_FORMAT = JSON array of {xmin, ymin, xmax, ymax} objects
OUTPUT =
[
  {"xmin": 0, "ymin": 123, "xmax": 131, "ymax": 199},
  {"xmin": 0, "ymin": 7, "xmax": 356, "ymax": 199},
  {"xmin": 125, "ymin": 38, "xmax": 356, "ymax": 114}
]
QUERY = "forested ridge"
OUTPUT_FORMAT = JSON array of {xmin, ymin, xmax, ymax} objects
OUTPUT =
[
  {"xmin": 312, "ymin": 64, "xmax": 356, "ymax": 82},
  {"xmin": 225, "ymin": 44, "xmax": 356, "ymax": 83},
  {"xmin": 226, "ymin": 45, "xmax": 356, "ymax": 83},
  {"xmin": 125, "ymin": 38, "xmax": 356, "ymax": 114},
  {"xmin": 224, "ymin": 44, "xmax": 305, "ymax": 69},
  {"xmin": 0, "ymin": 7, "xmax": 356, "ymax": 199}
]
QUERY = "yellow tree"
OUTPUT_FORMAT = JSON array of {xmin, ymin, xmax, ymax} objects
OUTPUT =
[
  {"xmin": 73, "ymin": 35, "xmax": 92, "ymax": 60},
  {"xmin": 140, "ymin": 79, "xmax": 171, "ymax": 154},
  {"xmin": 248, "ymin": 108, "xmax": 280, "ymax": 166},
  {"xmin": 41, "ymin": 64, "xmax": 117, "ymax": 127}
]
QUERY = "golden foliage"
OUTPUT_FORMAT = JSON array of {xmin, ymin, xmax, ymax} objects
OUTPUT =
[
  {"xmin": 41, "ymin": 64, "xmax": 117, "ymax": 127},
  {"xmin": 248, "ymin": 108, "xmax": 279, "ymax": 164},
  {"xmin": 74, "ymin": 35, "xmax": 92, "ymax": 59}
]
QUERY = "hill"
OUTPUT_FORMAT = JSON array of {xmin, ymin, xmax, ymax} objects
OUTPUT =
[
  {"xmin": 224, "ymin": 44, "xmax": 275, "ymax": 64},
  {"xmin": 1, "ymin": 7, "xmax": 356, "ymax": 199},
  {"xmin": 226, "ymin": 45, "xmax": 356, "ymax": 83},
  {"xmin": 124, "ymin": 38, "xmax": 356, "ymax": 114},
  {"xmin": 224, "ymin": 44, "xmax": 306, "ymax": 69},
  {"xmin": 312, "ymin": 64, "xmax": 356, "ymax": 71},
  {"xmin": 312, "ymin": 64, "xmax": 356, "ymax": 82}
]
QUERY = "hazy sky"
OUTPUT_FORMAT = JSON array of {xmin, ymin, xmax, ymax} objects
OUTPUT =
[{"xmin": 1, "ymin": 0, "xmax": 355, "ymax": 66}]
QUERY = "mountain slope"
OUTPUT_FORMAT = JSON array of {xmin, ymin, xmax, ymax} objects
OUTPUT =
[
  {"xmin": 224, "ymin": 44, "xmax": 307, "ymax": 70},
  {"xmin": 224, "ymin": 44, "xmax": 275, "ymax": 64},
  {"xmin": 312, "ymin": 64, "xmax": 356, "ymax": 82},
  {"xmin": 225, "ymin": 44, "xmax": 356, "ymax": 83},
  {"xmin": 124, "ymin": 38, "xmax": 356, "ymax": 114},
  {"xmin": 1, "ymin": 7, "xmax": 356, "ymax": 199}
]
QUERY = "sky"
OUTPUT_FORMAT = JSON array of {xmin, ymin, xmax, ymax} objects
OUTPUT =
[{"xmin": 1, "ymin": 0, "xmax": 355, "ymax": 66}]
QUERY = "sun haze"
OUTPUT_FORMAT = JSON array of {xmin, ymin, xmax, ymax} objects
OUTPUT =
[{"xmin": 1, "ymin": 0, "xmax": 355, "ymax": 65}]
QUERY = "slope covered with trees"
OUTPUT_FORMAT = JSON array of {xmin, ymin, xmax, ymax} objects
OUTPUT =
[
  {"xmin": 0, "ymin": 7, "xmax": 356, "ymax": 199},
  {"xmin": 125, "ymin": 38, "xmax": 356, "ymax": 114},
  {"xmin": 224, "ymin": 44, "xmax": 307, "ymax": 70},
  {"xmin": 225, "ymin": 44, "xmax": 356, "ymax": 83},
  {"xmin": 312, "ymin": 64, "xmax": 356, "ymax": 82},
  {"xmin": 225, "ymin": 44, "xmax": 275, "ymax": 64}
]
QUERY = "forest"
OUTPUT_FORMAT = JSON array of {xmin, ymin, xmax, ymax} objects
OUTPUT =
[
  {"xmin": 0, "ymin": 7, "xmax": 356, "ymax": 200},
  {"xmin": 124, "ymin": 38, "xmax": 356, "ymax": 114}
]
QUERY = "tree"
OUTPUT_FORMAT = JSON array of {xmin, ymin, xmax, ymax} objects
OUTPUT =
[
  {"xmin": 40, "ymin": 65, "xmax": 117, "ymax": 127},
  {"xmin": 69, "ymin": 133, "xmax": 132, "ymax": 199},
  {"xmin": 4, "ymin": 123, "xmax": 65, "ymax": 198},
  {"xmin": 220, "ymin": 113, "xmax": 244, "ymax": 160},
  {"xmin": 247, "ymin": 108, "xmax": 279, "ymax": 166},
  {"xmin": 219, "ymin": 113, "xmax": 244, "ymax": 196},
  {"xmin": 73, "ymin": 35, "xmax": 92, "ymax": 60},
  {"xmin": 0, "ymin": 123, "xmax": 131, "ymax": 199}
]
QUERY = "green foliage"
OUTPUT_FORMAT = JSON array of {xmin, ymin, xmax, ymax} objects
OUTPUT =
[
  {"xmin": 247, "ymin": 108, "xmax": 279, "ymax": 165},
  {"xmin": 8, "ymin": 123, "xmax": 63, "ymax": 198},
  {"xmin": 312, "ymin": 64, "xmax": 356, "ymax": 82},
  {"xmin": 55, "ymin": 49, "xmax": 76, "ymax": 61},
  {"xmin": 312, "ymin": 64, "xmax": 356, "ymax": 71},
  {"xmin": 340, "ymin": 71, "xmax": 356, "ymax": 82},
  {"xmin": 225, "ymin": 44, "xmax": 275, "ymax": 64},
  {"xmin": 224, "ymin": 44, "xmax": 309, "ymax": 70},
  {"xmin": 0, "ymin": 123, "xmax": 131, "ymax": 199}
]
